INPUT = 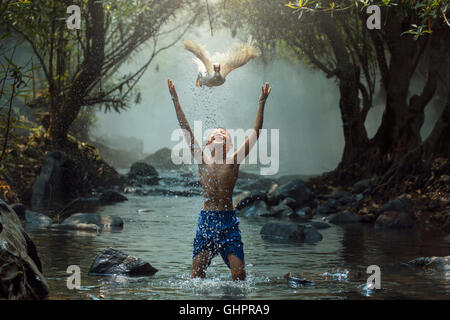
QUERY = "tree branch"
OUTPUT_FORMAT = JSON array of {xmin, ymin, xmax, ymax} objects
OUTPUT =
[{"xmin": 9, "ymin": 25, "xmax": 51, "ymax": 84}]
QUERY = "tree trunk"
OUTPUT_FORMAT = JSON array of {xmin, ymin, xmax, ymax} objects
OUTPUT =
[
  {"xmin": 365, "ymin": 11, "xmax": 443, "ymax": 178},
  {"xmin": 372, "ymin": 11, "xmax": 426, "ymax": 159},
  {"xmin": 320, "ymin": 8, "xmax": 369, "ymax": 170},
  {"xmin": 423, "ymin": 92, "xmax": 450, "ymax": 160},
  {"xmin": 48, "ymin": 0, "xmax": 105, "ymax": 148}
]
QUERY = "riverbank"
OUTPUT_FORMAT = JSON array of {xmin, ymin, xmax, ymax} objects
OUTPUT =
[
  {"xmin": 0, "ymin": 130, "xmax": 121, "ymax": 206},
  {"xmin": 1, "ymin": 132, "xmax": 448, "ymax": 232},
  {"xmin": 306, "ymin": 157, "xmax": 450, "ymax": 233}
]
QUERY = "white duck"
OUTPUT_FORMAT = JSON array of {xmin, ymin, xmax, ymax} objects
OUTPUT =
[{"xmin": 184, "ymin": 40, "xmax": 259, "ymax": 87}]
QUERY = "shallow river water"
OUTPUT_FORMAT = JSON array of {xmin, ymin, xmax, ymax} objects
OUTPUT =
[{"xmin": 27, "ymin": 194, "xmax": 449, "ymax": 300}]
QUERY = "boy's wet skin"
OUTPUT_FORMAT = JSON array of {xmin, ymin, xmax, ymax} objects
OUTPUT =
[
  {"xmin": 200, "ymin": 163, "xmax": 238, "ymax": 211},
  {"xmin": 200, "ymin": 128, "xmax": 238, "ymax": 211},
  {"xmin": 168, "ymin": 79, "xmax": 271, "ymax": 281}
]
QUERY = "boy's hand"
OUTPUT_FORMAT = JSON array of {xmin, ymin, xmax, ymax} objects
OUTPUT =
[
  {"xmin": 259, "ymin": 82, "xmax": 272, "ymax": 103},
  {"xmin": 168, "ymin": 79, "xmax": 179, "ymax": 101}
]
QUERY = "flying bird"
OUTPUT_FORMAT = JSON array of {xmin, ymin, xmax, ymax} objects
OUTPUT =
[{"xmin": 183, "ymin": 40, "xmax": 259, "ymax": 88}]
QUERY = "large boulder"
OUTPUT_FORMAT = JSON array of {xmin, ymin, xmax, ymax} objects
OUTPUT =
[
  {"xmin": 0, "ymin": 200, "xmax": 49, "ymax": 299},
  {"xmin": 89, "ymin": 247, "xmax": 158, "ymax": 276},
  {"xmin": 237, "ymin": 200, "xmax": 274, "ymax": 218},
  {"xmin": 51, "ymin": 213, "xmax": 123, "ymax": 231},
  {"xmin": 31, "ymin": 151, "xmax": 79, "ymax": 211},
  {"xmin": 128, "ymin": 162, "xmax": 159, "ymax": 185},
  {"xmin": 266, "ymin": 178, "xmax": 312, "ymax": 209},
  {"xmin": 260, "ymin": 222, "xmax": 322, "ymax": 243}
]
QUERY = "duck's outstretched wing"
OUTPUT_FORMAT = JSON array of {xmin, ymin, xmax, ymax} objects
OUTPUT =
[
  {"xmin": 184, "ymin": 40, "xmax": 213, "ymax": 75},
  {"xmin": 217, "ymin": 43, "xmax": 259, "ymax": 78}
]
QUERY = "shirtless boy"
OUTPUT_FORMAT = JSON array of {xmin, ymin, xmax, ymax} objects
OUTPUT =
[{"xmin": 167, "ymin": 79, "xmax": 271, "ymax": 281}]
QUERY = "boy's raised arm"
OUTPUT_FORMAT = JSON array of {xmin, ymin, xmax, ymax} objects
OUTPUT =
[
  {"xmin": 168, "ymin": 79, "xmax": 206, "ymax": 163},
  {"xmin": 231, "ymin": 82, "xmax": 271, "ymax": 164}
]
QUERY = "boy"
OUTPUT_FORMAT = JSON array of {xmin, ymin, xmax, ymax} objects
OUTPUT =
[{"xmin": 167, "ymin": 79, "xmax": 271, "ymax": 281}]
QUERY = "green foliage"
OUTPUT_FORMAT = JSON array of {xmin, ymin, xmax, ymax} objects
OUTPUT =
[
  {"xmin": 1, "ymin": 0, "xmax": 203, "ymax": 143},
  {"xmin": 284, "ymin": 0, "xmax": 449, "ymax": 39}
]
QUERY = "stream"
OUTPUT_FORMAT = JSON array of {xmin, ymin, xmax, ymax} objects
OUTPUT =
[{"xmin": 26, "ymin": 190, "xmax": 450, "ymax": 300}]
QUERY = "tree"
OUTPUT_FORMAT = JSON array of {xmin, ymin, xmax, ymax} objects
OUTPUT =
[
  {"xmin": 220, "ymin": 0, "xmax": 449, "ymax": 182},
  {"xmin": 2, "ymin": 0, "xmax": 203, "ymax": 147}
]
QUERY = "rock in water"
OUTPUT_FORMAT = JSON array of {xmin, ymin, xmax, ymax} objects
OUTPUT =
[
  {"xmin": 260, "ymin": 222, "xmax": 322, "ymax": 243},
  {"xmin": 289, "ymin": 207, "xmax": 313, "ymax": 220},
  {"xmin": 128, "ymin": 162, "xmax": 159, "ymax": 185},
  {"xmin": 129, "ymin": 162, "xmax": 158, "ymax": 178},
  {"xmin": 99, "ymin": 190, "xmax": 128, "ymax": 203},
  {"xmin": 266, "ymin": 178, "xmax": 312, "ymax": 208},
  {"xmin": 375, "ymin": 211, "xmax": 415, "ymax": 229},
  {"xmin": 326, "ymin": 211, "xmax": 359, "ymax": 224},
  {"xmin": 321, "ymin": 269, "xmax": 350, "ymax": 281},
  {"xmin": 271, "ymin": 203, "xmax": 294, "ymax": 218},
  {"xmin": 238, "ymin": 200, "xmax": 274, "ymax": 218},
  {"xmin": 89, "ymin": 247, "xmax": 158, "ymax": 276},
  {"xmin": 308, "ymin": 221, "xmax": 331, "ymax": 230},
  {"xmin": 25, "ymin": 210, "xmax": 52, "ymax": 229},
  {"xmin": 0, "ymin": 200, "xmax": 49, "ymax": 299},
  {"xmin": 316, "ymin": 199, "xmax": 342, "ymax": 215},
  {"xmin": 406, "ymin": 256, "xmax": 449, "ymax": 272},
  {"xmin": 374, "ymin": 198, "xmax": 416, "ymax": 229},
  {"xmin": 285, "ymin": 272, "xmax": 315, "ymax": 288},
  {"xmin": 53, "ymin": 213, "xmax": 124, "ymax": 231}
]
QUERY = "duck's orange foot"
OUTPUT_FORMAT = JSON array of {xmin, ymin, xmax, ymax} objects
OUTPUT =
[{"xmin": 196, "ymin": 76, "xmax": 202, "ymax": 87}]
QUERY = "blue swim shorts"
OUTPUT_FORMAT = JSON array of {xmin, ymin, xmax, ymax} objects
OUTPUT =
[{"xmin": 192, "ymin": 210, "xmax": 244, "ymax": 268}]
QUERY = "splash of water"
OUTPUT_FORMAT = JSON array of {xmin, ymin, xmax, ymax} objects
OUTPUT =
[{"xmin": 321, "ymin": 269, "xmax": 350, "ymax": 281}]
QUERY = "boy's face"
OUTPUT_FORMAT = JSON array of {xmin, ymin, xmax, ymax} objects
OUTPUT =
[{"xmin": 206, "ymin": 128, "xmax": 233, "ymax": 157}]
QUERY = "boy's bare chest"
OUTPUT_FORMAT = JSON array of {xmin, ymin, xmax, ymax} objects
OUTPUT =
[{"xmin": 198, "ymin": 164, "xmax": 238, "ymax": 186}]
